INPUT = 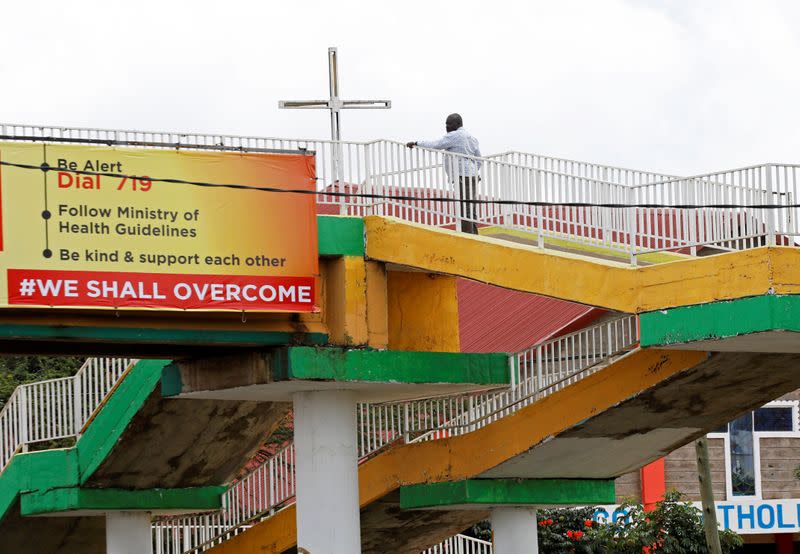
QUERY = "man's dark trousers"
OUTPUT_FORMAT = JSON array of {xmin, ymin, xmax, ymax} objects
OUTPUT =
[{"xmin": 458, "ymin": 176, "xmax": 478, "ymax": 235}]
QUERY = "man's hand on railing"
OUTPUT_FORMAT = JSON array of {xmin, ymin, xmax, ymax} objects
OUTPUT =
[{"xmin": 405, "ymin": 141, "xmax": 417, "ymax": 148}]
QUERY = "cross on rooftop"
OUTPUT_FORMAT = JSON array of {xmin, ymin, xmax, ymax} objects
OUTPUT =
[{"xmin": 279, "ymin": 47, "xmax": 391, "ymax": 143}]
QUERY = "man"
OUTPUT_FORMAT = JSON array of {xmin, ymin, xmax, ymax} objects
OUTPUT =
[{"xmin": 407, "ymin": 113, "xmax": 481, "ymax": 234}]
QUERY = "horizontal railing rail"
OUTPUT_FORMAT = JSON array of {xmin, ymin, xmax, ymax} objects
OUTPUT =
[
  {"xmin": 0, "ymin": 357, "xmax": 135, "ymax": 471},
  {"xmin": 158, "ymin": 316, "xmax": 639, "ymax": 553},
  {"xmin": 2, "ymin": 122, "xmax": 797, "ymax": 263},
  {"xmin": 424, "ymin": 534, "xmax": 493, "ymax": 553}
]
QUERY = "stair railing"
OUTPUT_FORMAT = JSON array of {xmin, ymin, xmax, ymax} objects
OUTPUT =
[
  {"xmin": 156, "ymin": 316, "xmax": 639, "ymax": 553},
  {"xmin": 0, "ymin": 357, "xmax": 136, "ymax": 471}
]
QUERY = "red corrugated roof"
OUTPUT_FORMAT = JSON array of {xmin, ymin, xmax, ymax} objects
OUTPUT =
[{"xmin": 457, "ymin": 279, "xmax": 601, "ymax": 353}]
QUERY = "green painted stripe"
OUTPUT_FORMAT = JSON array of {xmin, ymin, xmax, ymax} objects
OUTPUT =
[
  {"xmin": 20, "ymin": 486, "xmax": 225, "ymax": 516},
  {"xmin": 640, "ymin": 294, "xmax": 800, "ymax": 347},
  {"xmin": 318, "ymin": 215, "xmax": 364, "ymax": 256},
  {"xmin": 0, "ymin": 324, "xmax": 327, "ymax": 346},
  {"xmin": 274, "ymin": 347, "xmax": 511, "ymax": 385},
  {"xmin": 400, "ymin": 479, "xmax": 615, "ymax": 509}
]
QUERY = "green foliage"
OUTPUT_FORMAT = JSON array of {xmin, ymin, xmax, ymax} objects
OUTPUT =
[
  {"xmin": 469, "ymin": 491, "xmax": 743, "ymax": 554},
  {"xmin": 0, "ymin": 356, "xmax": 84, "ymax": 407},
  {"xmin": 589, "ymin": 491, "xmax": 742, "ymax": 554},
  {"xmin": 537, "ymin": 506, "xmax": 599, "ymax": 553}
]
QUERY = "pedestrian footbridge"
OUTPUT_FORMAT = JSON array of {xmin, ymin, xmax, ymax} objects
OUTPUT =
[{"xmin": 0, "ymin": 123, "xmax": 798, "ymax": 553}]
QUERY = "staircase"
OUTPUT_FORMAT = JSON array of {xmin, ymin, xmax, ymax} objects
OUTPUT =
[
  {"xmin": 153, "ymin": 315, "xmax": 639, "ymax": 553},
  {"xmin": 0, "ymin": 357, "xmax": 136, "ymax": 471}
]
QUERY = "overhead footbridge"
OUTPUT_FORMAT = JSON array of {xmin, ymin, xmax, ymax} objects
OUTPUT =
[
  {"xmin": 0, "ymin": 124, "xmax": 798, "ymax": 553},
  {"xmin": 2, "ymin": 216, "xmax": 800, "ymax": 553}
]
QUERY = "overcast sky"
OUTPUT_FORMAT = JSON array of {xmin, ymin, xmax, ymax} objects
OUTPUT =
[{"xmin": 1, "ymin": 1, "xmax": 798, "ymax": 175}]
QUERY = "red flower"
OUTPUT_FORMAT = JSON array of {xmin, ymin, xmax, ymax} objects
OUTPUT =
[
  {"xmin": 584, "ymin": 519, "xmax": 593, "ymax": 527},
  {"xmin": 547, "ymin": 518, "xmax": 554, "ymax": 525},
  {"xmin": 574, "ymin": 531, "xmax": 584, "ymax": 539},
  {"xmin": 643, "ymin": 546, "xmax": 651, "ymax": 554},
  {"xmin": 566, "ymin": 530, "xmax": 584, "ymax": 540},
  {"xmin": 567, "ymin": 530, "xmax": 574, "ymax": 538}
]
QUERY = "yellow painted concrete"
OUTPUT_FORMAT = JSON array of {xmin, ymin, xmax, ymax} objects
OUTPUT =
[
  {"xmin": 323, "ymin": 256, "xmax": 368, "ymax": 345},
  {"xmin": 365, "ymin": 261, "xmax": 389, "ymax": 348},
  {"xmin": 479, "ymin": 225, "xmax": 691, "ymax": 265},
  {"xmin": 209, "ymin": 348, "xmax": 707, "ymax": 553},
  {"xmin": 365, "ymin": 216, "xmax": 799, "ymax": 313},
  {"xmin": 388, "ymin": 271, "xmax": 460, "ymax": 352}
]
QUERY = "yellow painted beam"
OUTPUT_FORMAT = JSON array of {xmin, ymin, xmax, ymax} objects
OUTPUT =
[
  {"xmin": 388, "ymin": 271, "xmax": 460, "ymax": 352},
  {"xmin": 209, "ymin": 348, "xmax": 707, "ymax": 554},
  {"xmin": 365, "ymin": 261, "xmax": 389, "ymax": 348},
  {"xmin": 322, "ymin": 256, "xmax": 368, "ymax": 345},
  {"xmin": 365, "ymin": 216, "xmax": 799, "ymax": 313}
]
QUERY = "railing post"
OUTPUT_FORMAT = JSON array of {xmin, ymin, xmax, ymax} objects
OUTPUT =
[
  {"xmin": 626, "ymin": 186, "xmax": 637, "ymax": 265},
  {"xmin": 765, "ymin": 164, "xmax": 776, "ymax": 246},
  {"xmin": 535, "ymin": 347, "xmax": 543, "ymax": 399},
  {"xmin": 535, "ymin": 170, "xmax": 545, "ymax": 249},
  {"xmin": 18, "ymin": 387, "xmax": 28, "ymax": 452},
  {"xmin": 363, "ymin": 146, "xmax": 373, "ymax": 216},
  {"xmin": 403, "ymin": 402, "xmax": 410, "ymax": 444},
  {"xmin": 73, "ymin": 375, "xmax": 82, "ymax": 436},
  {"xmin": 334, "ymin": 141, "xmax": 345, "ymax": 216},
  {"xmin": 689, "ymin": 178, "xmax": 698, "ymax": 256}
]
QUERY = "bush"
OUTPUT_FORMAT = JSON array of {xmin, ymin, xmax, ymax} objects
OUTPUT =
[
  {"xmin": 471, "ymin": 491, "xmax": 743, "ymax": 553},
  {"xmin": 535, "ymin": 491, "xmax": 742, "ymax": 554}
]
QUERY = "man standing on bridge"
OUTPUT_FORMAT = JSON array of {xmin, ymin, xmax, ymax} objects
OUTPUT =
[{"xmin": 407, "ymin": 113, "xmax": 481, "ymax": 234}]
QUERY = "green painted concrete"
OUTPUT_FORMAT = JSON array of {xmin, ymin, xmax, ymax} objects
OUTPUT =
[
  {"xmin": 20, "ymin": 486, "xmax": 225, "ymax": 516},
  {"xmin": 160, "ymin": 363, "xmax": 183, "ymax": 398},
  {"xmin": 640, "ymin": 295, "xmax": 800, "ymax": 347},
  {"xmin": 0, "ymin": 360, "xmax": 222, "ymax": 523},
  {"xmin": 273, "ymin": 347, "xmax": 511, "ymax": 386},
  {"xmin": 318, "ymin": 215, "xmax": 365, "ymax": 256},
  {"xmin": 400, "ymin": 479, "xmax": 616, "ymax": 509},
  {"xmin": 0, "ymin": 325, "xmax": 327, "ymax": 347},
  {"xmin": 0, "ymin": 449, "xmax": 79, "ymax": 523}
]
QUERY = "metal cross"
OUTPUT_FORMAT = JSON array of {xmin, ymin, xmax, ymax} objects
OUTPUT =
[
  {"xmin": 279, "ymin": 47, "xmax": 391, "ymax": 184},
  {"xmin": 279, "ymin": 47, "xmax": 391, "ymax": 142}
]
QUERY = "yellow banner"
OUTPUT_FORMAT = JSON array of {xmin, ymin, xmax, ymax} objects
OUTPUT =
[{"xmin": 0, "ymin": 142, "xmax": 319, "ymax": 311}]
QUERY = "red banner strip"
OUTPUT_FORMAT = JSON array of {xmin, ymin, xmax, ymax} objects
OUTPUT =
[{"xmin": 7, "ymin": 269, "xmax": 316, "ymax": 312}]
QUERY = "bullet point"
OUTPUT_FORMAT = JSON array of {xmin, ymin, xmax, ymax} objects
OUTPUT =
[
  {"xmin": 42, "ymin": 210, "xmax": 51, "ymax": 220},
  {"xmin": 42, "ymin": 249, "xmax": 52, "ymax": 258}
]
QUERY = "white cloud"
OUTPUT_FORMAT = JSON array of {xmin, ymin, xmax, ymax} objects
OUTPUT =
[{"xmin": 0, "ymin": 0, "xmax": 798, "ymax": 175}]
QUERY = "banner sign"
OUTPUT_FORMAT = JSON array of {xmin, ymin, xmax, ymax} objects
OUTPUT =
[
  {"xmin": 0, "ymin": 142, "xmax": 319, "ymax": 312},
  {"xmin": 594, "ymin": 500, "xmax": 800, "ymax": 535}
]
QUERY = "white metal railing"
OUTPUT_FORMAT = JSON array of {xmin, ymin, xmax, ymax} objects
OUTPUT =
[
  {"xmin": 487, "ymin": 150, "xmax": 677, "ymax": 188},
  {"xmin": 358, "ymin": 315, "xmax": 639, "ymax": 453},
  {"xmin": 3, "ymin": 123, "xmax": 797, "ymax": 264},
  {"xmin": 0, "ymin": 357, "xmax": 135, "ymax": 471},
  {"xmin": 424, "ymin": 534, "xmax": 493, "ymax": 554},
  {"xmin": 156, "ymin": 316, "xmax": 638, "ymax": 553}
]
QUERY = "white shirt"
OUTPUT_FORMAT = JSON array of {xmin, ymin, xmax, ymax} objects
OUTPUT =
[{"xmin": 417, "ymin": 128, "xmax": 482, "ymax": 178}]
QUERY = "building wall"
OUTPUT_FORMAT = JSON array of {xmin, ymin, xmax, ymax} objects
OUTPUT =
[{"xmin": 664, "ymin": 439, "xmax": 727, "ymax": 501}]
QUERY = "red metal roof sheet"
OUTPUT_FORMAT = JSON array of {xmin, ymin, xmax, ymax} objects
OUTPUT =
[{"xmin": 457, "ymin": 279, "xmax": 601, "ymax": 353}]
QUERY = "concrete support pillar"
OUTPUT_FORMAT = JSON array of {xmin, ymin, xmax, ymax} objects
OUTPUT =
[
  {"xmin": 294, "ymin": 390, "xmax": 361, "ymax": 554},
  {"xmin": 492, "ymin": 507, "xmax": 539, "ymax": 554},
  {"xmin": 106, "ymin": 511, "xmax": 152, "ymax": 554}
]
